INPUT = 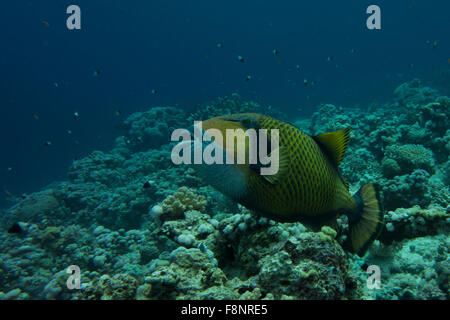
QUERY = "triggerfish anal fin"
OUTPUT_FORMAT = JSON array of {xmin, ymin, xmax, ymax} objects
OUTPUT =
[{"xmin": 312, "ymin": 127, "xmax": 351, "ymax": 167}]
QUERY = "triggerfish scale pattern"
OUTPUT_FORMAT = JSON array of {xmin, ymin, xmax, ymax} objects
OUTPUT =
[
  {"xmin": 193, "ymin": 113, "xmax": 384, "ymax": 256},
  {"xmin": 243, "ymin": 115, "xmax": 354, "ymax": 218}
]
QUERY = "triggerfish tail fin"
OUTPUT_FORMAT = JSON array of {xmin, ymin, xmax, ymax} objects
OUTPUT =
[{"xmin": 345, "ymin": 183, "xmax": 384, "ymax": 256}]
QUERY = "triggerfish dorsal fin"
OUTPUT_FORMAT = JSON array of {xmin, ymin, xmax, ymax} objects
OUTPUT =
[
  {"xmin": 251, "ymin": 146, "xmax": 290, "ymax": 184},
  {"xmin": 312, "ymin": 127, "xmax": 351, "ymax": 167}
]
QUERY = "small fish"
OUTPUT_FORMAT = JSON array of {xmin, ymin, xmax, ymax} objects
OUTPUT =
[
  {"xmin": 350, "ymin": 49, "xmax": 356, "ymax": 54},
  {"xmin": 67, "ymin": 129, "xmax": 72, "ymax": 134},
  {"xmin": 237, "ymin": 55, "xmax": 245, "ymax": 63},
  {"xmin": 32, "ymin": 114, "xmax": 39, "ymax": 120},
  {"xmin": 245, "ymin": 75, "xmax": 252, "ymax": 81},
  {"xmin": 190, "ymin": 113, "xmax": 384, "ymax": 256},
  {"xmin": 41, "ymin": 20, "xmax": 50, "ymax": 27},
  {"xmin": 432, "ymin": 41, "xmax": 438, "ymax": 49},
  {"xmin": 73, "ymin": 112, "xmax": 80, "ymax": 120},
  {"xmin": 43, "ymin": 141, "xmax": 52, "ymax": 147},
  {"xmin": 93, "ymin": 69, "xmax": 101, "ymax": 77},
  {"xmin": 8, "ymin": 222, "xmax": 23, "ymax": 234},
  {"xmin": 408, "ymin": 63, "xmax": 414, "ymax": 69},
  {"xmin": 327, "ymin": 56, "xmax": 333, "ymax": 62},
  {"xmin": 303, "ymin": 79, "xmax": 308, "ymax": 86},
  {"xmin": 296, "ymin": 65, "xmax": 301, "ymax": 71},
  {"xmin": 53, "ymin": 82, "xmax": 59, "ymax": 88},
  {"xmin": 272, "ymin": 49, "xmax": 279, "ymax": 55},
  {"xmin": 4, "ymin": 189, "xmax": 14, "ymax": 198},
  {"xmin": 115, "ymin": 109, "xmax": 121, "ymax": 116},
  {"xmin": 151, "ymin": 89, "xmax": 157, "ymax": 95},
  {"xmin": 217, "ymin": 43, "xmax": 223, "ymax": 48},
  {"xmin": 143, "ymin": 180, "xmax": 154, "ymax": 189},
  {"xmin": 7, "ymin": 167, "xmax": 13, "ymax": 172}
]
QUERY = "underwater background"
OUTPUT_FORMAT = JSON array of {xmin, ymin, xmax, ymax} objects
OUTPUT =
[{"xmin": 0, "ymin": 1, "xmax": 449, "ymax": 299}]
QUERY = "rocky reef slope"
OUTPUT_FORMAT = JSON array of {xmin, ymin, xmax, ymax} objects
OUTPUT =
[{"xmin": 0, "ymin": 80, "xmax": 448, "ymax": 300}]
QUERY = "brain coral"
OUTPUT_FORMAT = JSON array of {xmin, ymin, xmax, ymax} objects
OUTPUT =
[{"xmin": 383, "ymin": 144, "xmax": 435, "ymax": 176}]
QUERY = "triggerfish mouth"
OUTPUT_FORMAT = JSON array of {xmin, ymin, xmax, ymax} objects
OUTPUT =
[{"xmin": 188, "ymin": 113, "xmax": 384, "ymax": 256}]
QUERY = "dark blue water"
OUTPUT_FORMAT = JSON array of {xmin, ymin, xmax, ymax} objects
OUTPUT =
[{"xmin": 1, "ymin": 0, "xmax": 449, "ymax": 207}]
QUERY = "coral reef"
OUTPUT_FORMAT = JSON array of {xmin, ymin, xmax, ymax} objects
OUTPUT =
[
  {"xmin": 0, "ymin": 82, "xmax": 448, "ymax": 300},
  {"xmin": 382, "ymin": 144, "xmax": 435, "ymax": 177},
  {"xmin": 159, "ymin": 187, "xmax": 207, "ymax": 221},
  {"xmin": 186, "ymin": 93, "xmax": 288, "ymax": 123},
  {"xmin": 118, "ymin": 106, "xmax": 188, "ymax": 152},
  {"xmin": 394, "ymin": 79, "xmax": 440, "ymax": 108},
  {"xmin": 357, "ymin": 234, "xmax": 449, "ymax": 300}
]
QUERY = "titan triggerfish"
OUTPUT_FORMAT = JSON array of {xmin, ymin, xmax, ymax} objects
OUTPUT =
[{"xmin": 189, "ymin": 113, "xmax": 384, "ymax": 256}]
